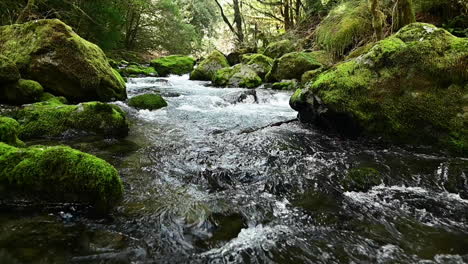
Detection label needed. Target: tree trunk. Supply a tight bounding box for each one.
[16,0,36,24]
[284,0,291,30]
[233,0,244,43]
[370,0,385,40]
[392,0,415,32]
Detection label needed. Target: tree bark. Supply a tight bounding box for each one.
[16,0,36,23]
[392,0,415,32]
[233,0,244,43]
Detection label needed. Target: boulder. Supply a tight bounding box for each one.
[190,51,229,81]
[0,79,44,105]
[0,143,123,212]
[0,55,20,84]
[0,19,127,102]
[213,64,262,88]
[13,99,129,139]
[119,65,158,77]
[291,23,468,153]
[0,117,24,147]
[271,80,298,91]
[226,46,257,65]
[221,90,258,104]
[128,94,168,110]
[263,40,297,58]
[267,52,325,82]
[241,54,274,80]
[150,55,195,76]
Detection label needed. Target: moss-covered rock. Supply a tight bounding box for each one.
[271,80,298,91]
[128,94,168,110]
[263,40,298,58]
[292,23,468,154]
[213,64,262,88]
[241,54,274,80]
[0,79,44,105]
[13,100,129,139]
[150,55,195,76]
[0,55,20,84]
[301,68,326,84]
[0,19,127,102]
[267,52,324,82]
[0,143,123,211]
[119,65,158,77]
[190,51,229,81]
[0,117,24,147]
[342,167,383,192]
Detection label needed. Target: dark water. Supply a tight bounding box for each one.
[1,75,467,264]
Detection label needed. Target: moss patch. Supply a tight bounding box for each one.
[0,79,44,105]
[241,54,274,80]
[119,65,158,77]
[128,94,168,110]
[0,55,20,83]
[13,100,129,140]
[190,51,230,81]
[272,80,298,91]
[150,55,195,76]
[263,40,298,58]
[0,143,123,212]
[0,117,24,147]
[267,52,324,82]
[213,64,262,88]
[342,167,383,192]
[0,19,127,102]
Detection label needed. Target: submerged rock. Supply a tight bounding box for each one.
[213,64,262,88]
[119,65,158,77]
[0,143,123,211]
[150,55,195,76]
[241,54,274,80]
[190,51,229,81]
[341,167,383,192]
[267,52,325,82]
[128,94,168,110]
[263,40,298,58]
[13,99,129,139]
[0,117,24,147]
[221,90,258,104]
[0,19,127,102]
[291,23,468,153]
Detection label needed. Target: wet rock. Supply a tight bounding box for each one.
[342,167,383,192]
[291,23,468,153]
[213,64,262,88]
[0,19,127,102]
[190,51,229,81]
[150,55,195,76]
[128,94,168,110]
[221,90,258,104]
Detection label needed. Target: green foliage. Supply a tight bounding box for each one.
[315,0,373,57]
[150,55,196,76]
[128,94,168,110]
[0,117,24,147]
[13,100,129,139]
[0,142,123,212]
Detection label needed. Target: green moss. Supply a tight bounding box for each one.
[342,167,382,191]
[128,94,168,110]
[0,19,127,102]
[150,55,195,76]
[271,80,298,91]
[296,23,468,153]
[0,55,20,83]
[190,51,229,81]
[301,68,325,84]
[213,64,262,88]
[0,143,123,212]
[39,93,68,104]
[315,0,373,58]
[119,65,158,77]
[241,54,274,80]
[13,101,129,139]
[0,79,44,105]
[263,40,298,58]
[0,117,24,147]
[267,52,324,82]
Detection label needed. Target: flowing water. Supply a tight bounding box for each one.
[1,75,468,264]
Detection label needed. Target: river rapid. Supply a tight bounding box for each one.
[1,75,467,264]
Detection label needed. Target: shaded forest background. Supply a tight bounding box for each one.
[0,0,466,61]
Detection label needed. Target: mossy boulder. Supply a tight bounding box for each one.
[271,80,298,91]
[341,167,383,192]
[0,19,127,102]
[0,55,20,83]
[119,65,158,77]
[190,51,229,81]
[150,55,195,76]
[267,52,324,82]
[241,54,274,80]
[291,23,468,153]
[13,100,129,139]
[0,143,123,212]
[0,117,24,147]
[213,64,262,88]
[0,79,44,105]
[301,68,326,84]
[128,94,168,110]
[263,40,297,58]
